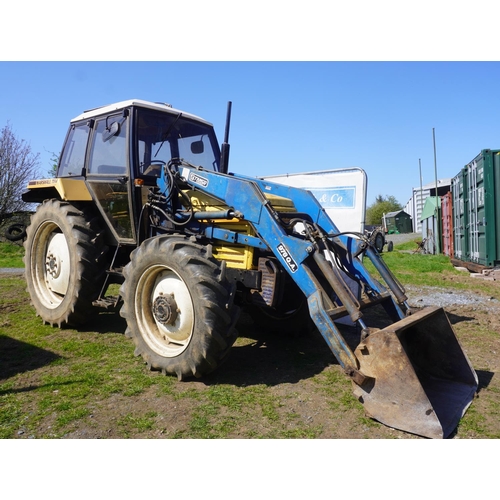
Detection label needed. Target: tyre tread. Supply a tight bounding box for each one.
[120,235,239,380]
[24,199,107,327]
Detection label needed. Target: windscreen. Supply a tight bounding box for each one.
[136,108,221,176]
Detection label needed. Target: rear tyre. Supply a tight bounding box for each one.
[248,301,313,336]
[248,280,314,336]
[24,199,107,327]
[120,236,239,380]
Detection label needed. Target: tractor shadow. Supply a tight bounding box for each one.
[207,304,494,390]
[79,311,127,335]
[205,318,360,387]
[84,310,355,387]
[0,336,62,382]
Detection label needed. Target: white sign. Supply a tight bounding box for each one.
[262,167,367,233]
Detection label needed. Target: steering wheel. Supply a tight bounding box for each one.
[143,160,166,177]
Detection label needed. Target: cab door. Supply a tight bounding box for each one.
[85,111,136,244]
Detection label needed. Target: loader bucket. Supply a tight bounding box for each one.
[352,306,478,439]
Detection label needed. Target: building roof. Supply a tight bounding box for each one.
[385,210,410,218]
[420,196,441,221]
[412,178,452,193]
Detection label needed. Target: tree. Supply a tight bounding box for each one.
[0,123,40,218]
[47,150,60,177]
[366,194,402,225]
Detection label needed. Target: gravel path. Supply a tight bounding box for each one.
[0,268,24,276]
[384,232,421,246]
[405,284,499,310]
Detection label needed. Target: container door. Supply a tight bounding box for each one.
[441,192,453,257]
[492,152,500,266]
[466,159,483,264]
[452,170,467,261]
[481,150,500,267]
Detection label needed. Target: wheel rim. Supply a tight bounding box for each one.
[31,221,71,309]
[135,265,194,357]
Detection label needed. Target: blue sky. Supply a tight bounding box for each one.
[2,61,500,206]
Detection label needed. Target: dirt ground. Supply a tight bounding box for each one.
[2,265,499,440]
[50,286,500,439]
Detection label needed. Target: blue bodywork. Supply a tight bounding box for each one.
[157,162,407,377]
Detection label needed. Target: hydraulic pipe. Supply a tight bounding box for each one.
[312,251,362,323]
[365,247,407,304]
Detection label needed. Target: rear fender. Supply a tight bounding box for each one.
[22,178,92,203]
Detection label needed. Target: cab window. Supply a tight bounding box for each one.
[58,123,89,177]
[88,116,128,176]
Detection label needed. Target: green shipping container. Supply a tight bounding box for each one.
[452,167,468,261]
[464,149,500,267]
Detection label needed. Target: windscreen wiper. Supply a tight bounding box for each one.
[154,112,182,158]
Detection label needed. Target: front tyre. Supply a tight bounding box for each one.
[24,199,107,327]
[120,236,239,380]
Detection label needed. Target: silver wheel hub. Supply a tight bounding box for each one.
[44,232,70,295]
[135,266,195,357]
[45,251,62,279]
[31,223,71,308]
[153,293,179,326]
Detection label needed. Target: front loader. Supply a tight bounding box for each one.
[22,99,478,438]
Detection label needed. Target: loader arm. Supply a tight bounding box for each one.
[170,162,478,438]
[175,164,405,377]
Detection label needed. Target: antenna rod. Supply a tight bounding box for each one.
[433,128,440,254]
[419,158,423,233]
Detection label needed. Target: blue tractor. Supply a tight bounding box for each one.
[22,100,477,438]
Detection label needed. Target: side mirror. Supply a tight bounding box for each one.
[191,140,204,154]
[102,122,120,142]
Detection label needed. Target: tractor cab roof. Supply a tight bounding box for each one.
[71,99,212,126]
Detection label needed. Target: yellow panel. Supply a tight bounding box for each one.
[180,190,252,268]
[182,189,297,270]
[184,190,227,212]
[26,178,92,201]
[184,190,297,214]
[213,244,252,269]
[264,193,296,212]
[212,222,255,269]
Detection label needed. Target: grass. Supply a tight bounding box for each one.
[0,275,316,439]
[1,239,499,439]
[0,240,24,268]
[365,238,500,300]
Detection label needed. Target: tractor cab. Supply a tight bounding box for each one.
[56,100,221,244]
